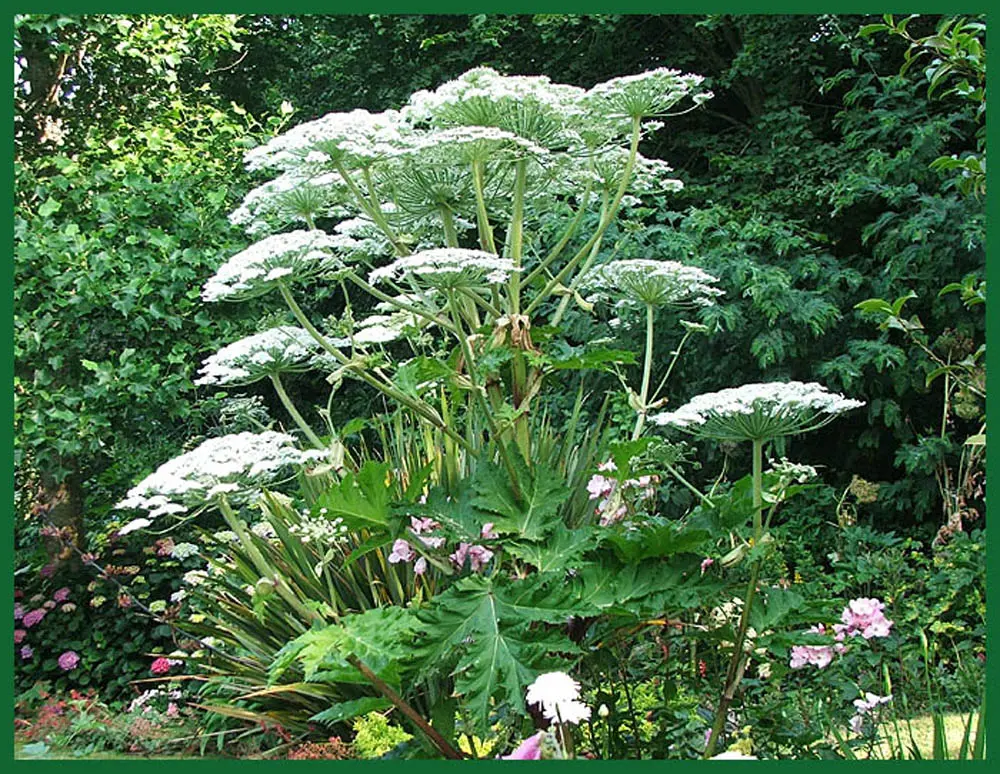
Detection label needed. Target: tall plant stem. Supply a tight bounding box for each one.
[278,282,475,454]
[704,438,765,758]
[521,179,594,289]
[344,653,465,759]
[270,373,325,450]
[550,195,610,328]
[630,303,656,441]
[524,116,643,317]
[335,162,409,256]
[649,329,694,406]
[439,205,459,248]
[507,159,528,315]
[344,273,457,333]
[447,291,523,503]
[471,159,497,254]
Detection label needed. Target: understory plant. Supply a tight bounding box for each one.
[110,66,875,758]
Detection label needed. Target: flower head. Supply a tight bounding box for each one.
[651,381,864,442]
[834,597,893,640]
[369,247,517,289]
[52,587,71,603]
[150,657,174,675]
[202,230,348,303]
[580,259,722,309]
[525,671,591,725]
[195,326,323,386]
[22,609,45,628]
[585,68,712,119]
[58,651,80,671]
[501,731,546,760]
[114,431,325,521]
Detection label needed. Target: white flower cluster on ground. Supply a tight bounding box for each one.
[580,258,724,309]
[650,381,865,441]
[368,247,518,288]
[202,229,349,302]
[114,431,326,527]
[195,326,321,386]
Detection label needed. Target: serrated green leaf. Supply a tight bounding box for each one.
[507,524,594,572]
[472,457,565,540]
[310,697,392,727]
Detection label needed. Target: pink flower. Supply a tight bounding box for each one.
[418,535,446,549]
[43,600,56,610]
[20,645,33,660]
[586,473,615,500]
[150,657,173,675]
[410,517,440,534]
[501,731,545,760]
[166,702,179,718]
[598,460,617,473]
[789,624,839,669]
[414,557,428,576]
[451,543,494,572]
[481,522,498,540]
[53,587,71,602]
[22,609,46,628]
[58,651,80,671]
[14,629,26,644]
[833,598,893,641]
[700,557,714,575]
[39,564,56,578]
[14,603,24,621]
[387,539,416,564]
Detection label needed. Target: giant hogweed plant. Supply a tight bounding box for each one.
[113,67,865,757]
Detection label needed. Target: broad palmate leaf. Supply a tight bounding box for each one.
[414,574,581,733]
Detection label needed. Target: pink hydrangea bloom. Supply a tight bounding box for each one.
[150,657,174,675]
[58,651,80,671]
[501,731,545,760]
[14,629,27,644]
[53,587,71,602]
[387,539,416,564]
[22,609,46,628]
[833,598,893,640]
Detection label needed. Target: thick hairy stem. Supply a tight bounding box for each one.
[345,654,465,759]
[270,373,325,450]
[439,205,459,248]
[524,117,643,317]
[507,159,528,315]
[447,291,524,503]
[630,303,656,441]
[335,162,409,256]
[278,282,475,454]
[704,439,765,758]
[471,159,497,254]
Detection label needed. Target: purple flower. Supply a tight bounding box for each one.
[53,587,71,602]
[39,563,56,578]
[58,651,80,671]
[501,731,545,760]
[14,603,24,621]
[20,645,34,660]
[22,609,46,628]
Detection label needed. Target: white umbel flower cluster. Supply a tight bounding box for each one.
[288,513,349,544]
[650,381,865,441]
[243,108,408,173]
[195,326,321,386]
[368,247,518,288]
[229,171,348,236]
[114,431,325,522]
[580,259,723,308]
[584,68,713,118]
[202,230,349,302]
[525,671,592,725]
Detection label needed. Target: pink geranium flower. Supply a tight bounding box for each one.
[833,598,893,640]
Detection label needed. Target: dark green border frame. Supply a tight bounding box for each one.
[6,3,993,770]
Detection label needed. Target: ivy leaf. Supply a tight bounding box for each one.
[472,456,565,539]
